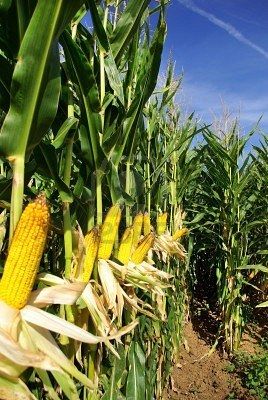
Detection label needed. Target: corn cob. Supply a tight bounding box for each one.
[172,227,189,241]
[82,227,100,282]
[156,212,168,235]
[131,233,155,264]
[143,212,151,236]
[0,195,50,309]
[131,212,143,250]
[98,204,121,260]
[117,227,134,264]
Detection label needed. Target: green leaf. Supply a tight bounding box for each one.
[102,344,126,400]
[142,9,166,104]
[36,369,61,400]
[34,143,73,202]
[0,0,82,160]
[126,342,145,400]
[61,31,103,168]
[52,370,80,400]
[106,162,123,203]
[104,53,125,105]
[61,31,101,113]
[86,1,109,52]
[256,301,268,308]
[110,0,150,62]
[237,265,268,273]
[87,1,124,104]
[53,116,78,149]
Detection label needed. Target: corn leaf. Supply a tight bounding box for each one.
[34,143,73,202]
[126,342,145,400]
[52,116,78,149]
[102,344,126,400]
[110,0,150,62]
[87,0,124,104]
[0,0,82,160]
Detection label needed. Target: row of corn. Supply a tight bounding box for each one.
[0,196,189,394]
[0,196,188,315]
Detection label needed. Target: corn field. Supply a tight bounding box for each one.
[0,1,267,399]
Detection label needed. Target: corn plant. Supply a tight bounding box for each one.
[188,126,266,352]
[248,135,268,308]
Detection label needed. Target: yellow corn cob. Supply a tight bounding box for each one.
[0,195,50,309]
[82,227,100,282]
[143,212,151,236]
[117,227,134,264]
[172,227,189,241]
[98,204,121,260]
[131,212,143,250]
[156,212,168,235]
[131,233,155,264]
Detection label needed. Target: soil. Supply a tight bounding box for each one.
[163,322,257,400]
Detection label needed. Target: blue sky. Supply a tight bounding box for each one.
[162,0,268,136]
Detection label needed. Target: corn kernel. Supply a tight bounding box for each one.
[117,227,134,264]
[131,233,155,264]
[98,204,121,260]
[82,228,100,282]
[0,195,50,309]
[156,212,168,235]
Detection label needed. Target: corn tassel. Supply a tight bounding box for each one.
[0,195,50,309]
[156,212,168,235]
[98,204,121,260]
[82,228,100,282]
[131,233,155,264]
[143,212,151,236]
[172,227,189,241]
[131,212,143,250]
[117,227,134,264]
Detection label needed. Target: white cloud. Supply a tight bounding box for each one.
[177,0,268,60]
[177,79,268,131]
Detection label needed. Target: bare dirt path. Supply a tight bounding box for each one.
[163,322,252,400]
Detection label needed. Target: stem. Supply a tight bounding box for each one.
[95,9,108,225]
[99,7,108,133]
[86,320,98,399]
[146,124,151,214]
[96,172,103,225]
[63,122,74,277]
[99,50,105,132]
[125,161,131,226]
[163,136,167,212]
[169,151,177,233]
[9,156,24,244]
[16,0,27,43]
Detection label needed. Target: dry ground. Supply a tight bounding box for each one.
[163,322,260,400]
